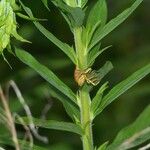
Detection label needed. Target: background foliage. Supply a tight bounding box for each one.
[0,0,150,149]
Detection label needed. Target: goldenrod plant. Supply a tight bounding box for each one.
[0,0,150,150]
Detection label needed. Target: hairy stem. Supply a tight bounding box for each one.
[79,86,93,150]
[74,27,94,150]
[74,27,87,69]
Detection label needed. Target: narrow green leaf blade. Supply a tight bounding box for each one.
[15,48,77,105]
[33,22,76,64]
[41,0,50,11]
[107,105,150,150]
[89,0,143,50]
[46,85,80,121]
[91,82,108,119]
[88,45,111,66]
[35,84,80,121]
[20,1,76,64]
[98,141,109,150]
[81,0,88,7]
[87,0,107,29]
[97,61,113,79]
[51,0,85,27]
[99,63,150,114]
[16,117,83,135]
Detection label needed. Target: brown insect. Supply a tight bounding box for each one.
[74,67,100,86]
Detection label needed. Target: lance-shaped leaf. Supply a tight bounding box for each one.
[15,48,77,105]
[88,45,111,66]
[86,0,107,31]
[82,0,88,7]
[51,0,85,27]
[35,84,80,121]
[19,1,77,64]
[107,105,150,150]
[16,117,83,135]
[83,0,107,49]
[97,61,113,79]
[40,0,50,11]
[98,63,150,115]
[97,141,109,150]
[91,82,108,119]
[89,0,143,50]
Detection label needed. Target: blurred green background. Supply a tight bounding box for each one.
[0,0,150,149]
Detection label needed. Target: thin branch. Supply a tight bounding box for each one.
[0,147,6,150]
[41,98,52,120]
[8,80,48,143]
[0,85,20,150]
[139,143,150,150]
[14,113,33,150]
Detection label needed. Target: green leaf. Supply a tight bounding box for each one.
[91,82,108,119]
[98,63,150,115]
[88,45,111,66]
[40,0,50,11]
[89,0,143,50]
[16,13,47,21]
[86,0,107,30]
[98,141,109,150]
[43,84,80,121]
[16,117,83,135]
[107,105,150,150]
[70,7,85,27]
[19,1,77,64]
[15,48,77,105]
[0,136,47,150]
[51,0,85,27]
[83,0,107,48]
[81,0,88,8]
[97,61,113,79]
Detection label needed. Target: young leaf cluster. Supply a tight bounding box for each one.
[0,0,28,55]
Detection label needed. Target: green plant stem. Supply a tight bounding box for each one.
[74,27,94,150]
[74,27,87,69]
[80,86,94,150]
